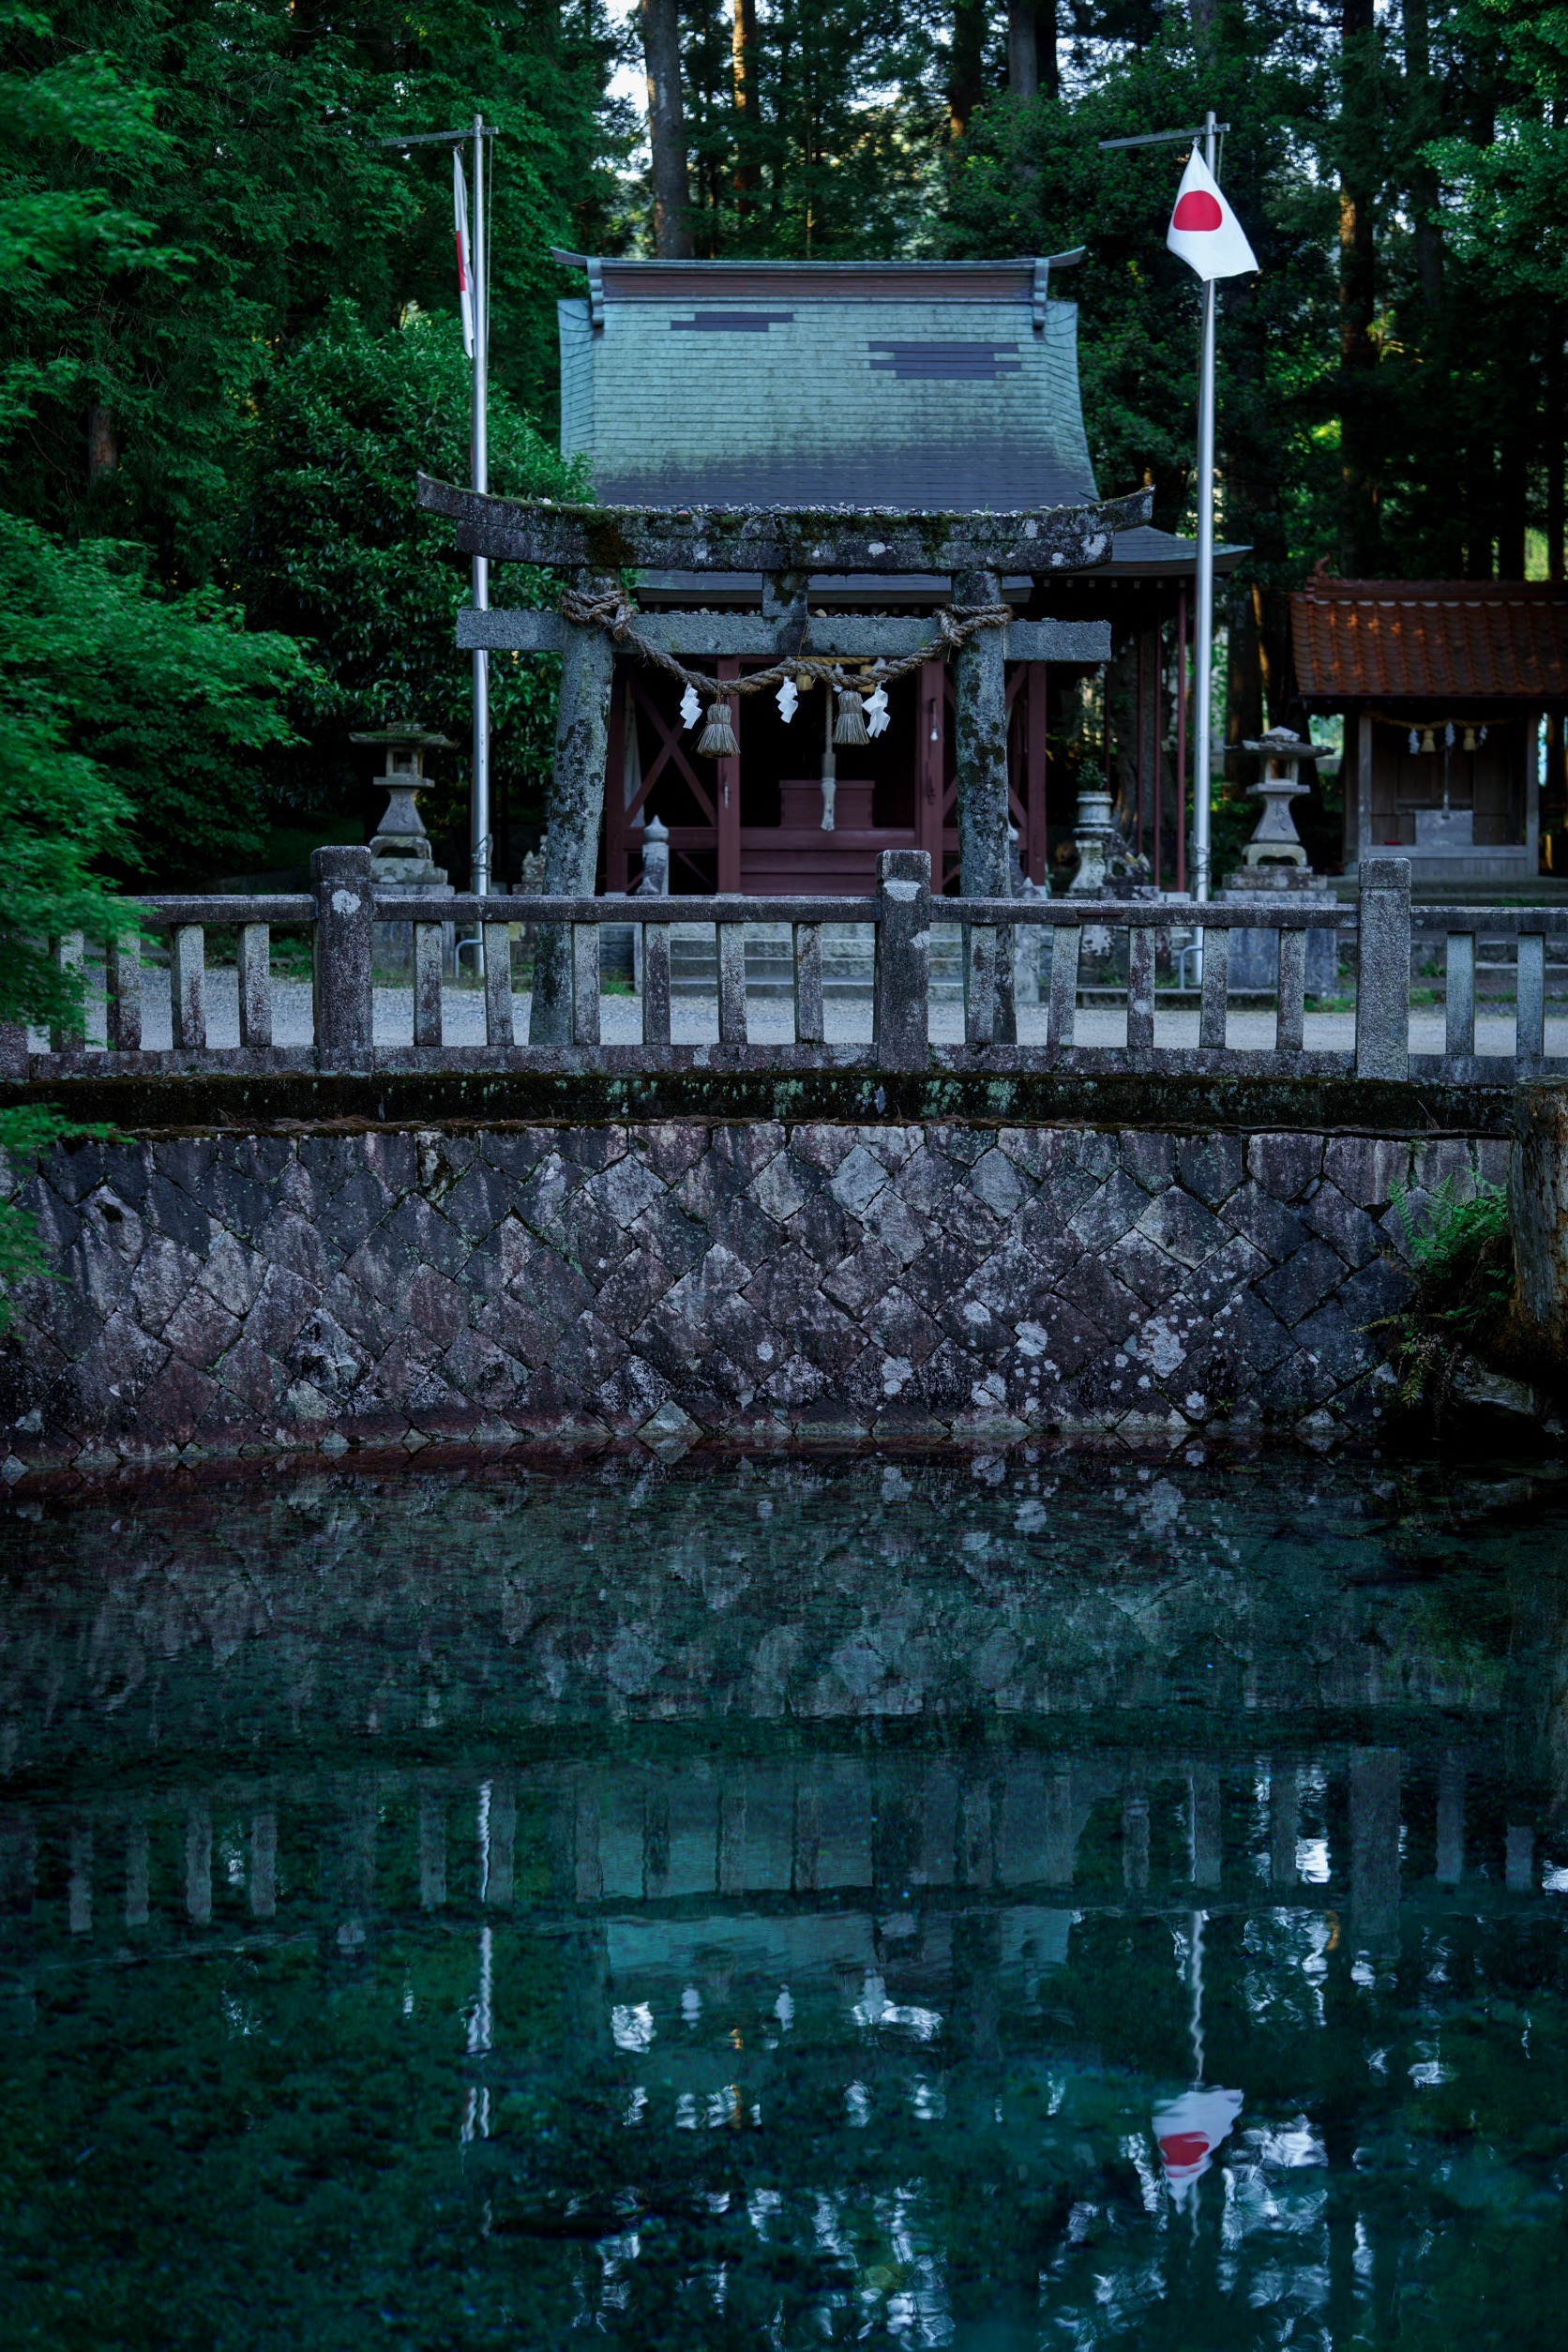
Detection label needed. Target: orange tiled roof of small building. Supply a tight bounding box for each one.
[1290,576,1568,703]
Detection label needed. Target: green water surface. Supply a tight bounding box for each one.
[1,1447,1566,2348]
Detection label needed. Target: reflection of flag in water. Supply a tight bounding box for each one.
[1153,2086,1244,2199]
[454,153,475,358]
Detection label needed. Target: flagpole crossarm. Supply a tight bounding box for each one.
[375,126,498,147]
[1097,124,1228,151]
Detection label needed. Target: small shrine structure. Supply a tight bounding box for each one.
[416,478,1152,1034]
[434,255,1240,899]
[1290,574,1568,893]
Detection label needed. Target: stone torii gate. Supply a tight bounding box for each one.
[416,475,1150,1040]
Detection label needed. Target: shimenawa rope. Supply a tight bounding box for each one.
[556,587,1014,757]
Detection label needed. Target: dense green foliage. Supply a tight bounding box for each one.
[652,0,1568,799]
[668,1,1568,596]
[236,302,585,853]
[5,0,621,562]
[675,0,948,255]
[0,0,623,889]
[0,517,309,885]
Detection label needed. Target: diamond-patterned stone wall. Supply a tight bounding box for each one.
[0,1121,1508,1468]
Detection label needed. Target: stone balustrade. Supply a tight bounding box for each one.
[12,847,1568,1085]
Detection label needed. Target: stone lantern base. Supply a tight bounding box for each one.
[1219,862,1340,996]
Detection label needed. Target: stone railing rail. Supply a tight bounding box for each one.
[11,846,1567,1084]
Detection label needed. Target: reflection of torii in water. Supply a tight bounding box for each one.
[1152,1906,1244,2206]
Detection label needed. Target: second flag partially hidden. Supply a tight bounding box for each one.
[1167,146,1259,281]
[454,153,475,358]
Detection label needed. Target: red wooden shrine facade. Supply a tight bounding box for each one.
[604,656,1053,898]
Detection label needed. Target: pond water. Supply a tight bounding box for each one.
[2,1447,1566,2348]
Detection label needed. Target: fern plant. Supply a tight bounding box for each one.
[1381,1177,1515,1413]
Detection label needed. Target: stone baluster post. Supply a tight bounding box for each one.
[311,845,374,1069]
[874,849,931,1070]
[50,931,84,1054]
[532,573,616,1045]
[107,929,142,1054]
[953,568,1016,1043]
[419,1794,448,1909]
[185,1799,212,1925]
[1354,856,1410,1080]
[125,1814,149,1928]
[249,1808,277,1920]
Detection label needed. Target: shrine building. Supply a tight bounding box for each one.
[550,253,1237,899]
[1290,573,1568,897]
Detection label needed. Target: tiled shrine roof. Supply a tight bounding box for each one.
[1292,576,1568,704]
[553,256,1101,513]
[550,255,1240,585]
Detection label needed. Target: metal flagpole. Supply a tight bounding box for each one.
[1100,113,1230,910]
[375,117,498,908]
[470,113,491,903]
[1192,109,1218,903]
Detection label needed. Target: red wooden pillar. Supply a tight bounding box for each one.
[1025,662,1048,885]
[917,656,946,879]
[1134,630,1145,866]
[604,663,628,892]
[716,656,742,891]
[1152,617,1163,891]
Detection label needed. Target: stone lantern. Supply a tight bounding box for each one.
[1239,729,1328,868]
[1220,728,1338,995]
[351,728,457,975]
[351,729,455,884]
[1066,779,1123,897]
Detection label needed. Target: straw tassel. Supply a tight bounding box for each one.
[697,698,738,759]
[834,686,868,746]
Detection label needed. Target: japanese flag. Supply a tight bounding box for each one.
[1152,2086,1244,2202]
[454,153,475,358]
[1167,147,1258,281]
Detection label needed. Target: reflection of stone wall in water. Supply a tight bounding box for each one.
[8,1740,1559,2344]
[0,1455,1530,1768]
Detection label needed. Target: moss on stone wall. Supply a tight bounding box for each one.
[0,1067,1517,1142]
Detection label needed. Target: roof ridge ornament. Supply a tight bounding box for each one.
[548,246,603,327]
[1033,247,1086,332]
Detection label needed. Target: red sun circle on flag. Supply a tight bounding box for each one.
[1172,189,1225,232]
